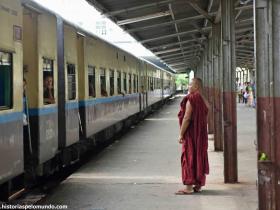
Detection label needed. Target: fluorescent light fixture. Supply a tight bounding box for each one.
[117,11,171,26]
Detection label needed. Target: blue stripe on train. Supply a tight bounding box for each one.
[0,94,139,122]
[79,93,139,107]
[0,112,22,124]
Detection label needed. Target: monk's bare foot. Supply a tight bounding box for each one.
[175,189,193,195]
[175,185,193,195]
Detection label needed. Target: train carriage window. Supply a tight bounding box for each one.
[136,75,139,92]
[123,72,127,93]
[88,66,95,98]
[43,58,55,105]
[128,74,132,94]
[67,63,76,100]
[100,68,107,97]
[117,71,121,94]
[150,77,153,91]
[109,69,114,96]
[0,52,13,110]
[133,74,136,93]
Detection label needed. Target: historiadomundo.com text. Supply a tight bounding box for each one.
[1,203,68,209]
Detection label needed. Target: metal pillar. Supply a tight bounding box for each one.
[57,17,66,148]
[213,23,223,151]
[255,0,280,209]
[208,37,215,135]
[221,0,238,183]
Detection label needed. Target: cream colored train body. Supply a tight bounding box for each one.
[0,0,176,199]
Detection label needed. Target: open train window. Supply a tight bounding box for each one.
[150,77,153,91]
[43,58,55,105]
[117,71,121,94]
[100,68,107,97]
[0,52,13,110]
[136,75,139,92]
[109,69,114,96]
[67,63,76,100]
[88,65,95,98]
[133,74,136,93]
[128,74,132,94]
[123,72,127,93]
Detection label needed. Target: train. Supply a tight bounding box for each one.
[0,0,176,200]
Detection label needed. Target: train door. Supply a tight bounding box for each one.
[64,25,79,147]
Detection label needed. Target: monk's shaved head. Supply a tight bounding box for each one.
[192,78,203,91]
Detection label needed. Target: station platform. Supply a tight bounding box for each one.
[41,96,258,210]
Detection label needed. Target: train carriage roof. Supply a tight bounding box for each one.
[22,0,176,74]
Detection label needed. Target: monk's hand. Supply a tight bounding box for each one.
[178,134,184,144]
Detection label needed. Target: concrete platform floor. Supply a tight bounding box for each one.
[41,96,258,210]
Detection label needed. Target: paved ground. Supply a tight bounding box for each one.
[41,96,258,210]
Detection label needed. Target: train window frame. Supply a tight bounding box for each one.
[117,71,121,94]
[136,75,139,93]
[133,74,136,93]
[100,67,107,97]
[123,72,127,93]
[43,58,55,105]
[109,69,114,96]
[0,51,13,110]
[88,65,96,98]
[128,73,132,94]
[67,63,76,101]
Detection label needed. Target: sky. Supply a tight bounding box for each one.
[32,0,155,57]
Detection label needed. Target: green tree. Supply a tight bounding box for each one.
[175,74,189,90]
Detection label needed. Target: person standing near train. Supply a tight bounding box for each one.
[176,78,210,194]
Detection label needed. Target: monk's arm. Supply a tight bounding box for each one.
[179,101,192,142]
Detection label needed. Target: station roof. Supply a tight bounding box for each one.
[86,0,254,73]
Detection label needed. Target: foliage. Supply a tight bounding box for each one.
[175,74,189,90]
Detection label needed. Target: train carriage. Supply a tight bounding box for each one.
[0,0,176,200]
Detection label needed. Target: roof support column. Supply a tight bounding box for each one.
[208,37,214,135]
[255,0,280,209]
[221,0,238,183]
[213,22,223,151]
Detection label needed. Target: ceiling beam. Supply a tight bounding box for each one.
[117,11,171,25]
[159,51,196,59]
[163,54,196,61]
[204,0,214,27]
[187,1,214,23]
[168,62,189,66]
[149,37,206,50]
[154,44,201,54]
[102,0,183,16]
[126,13,215,33]
[168,3,187,60]
[165,56,194,61]
[154,48,181,55]
[235,4,253,11]
[236,48,254,54]
[141,27,211,44]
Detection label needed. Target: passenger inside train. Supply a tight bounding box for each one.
[43,75,55,104]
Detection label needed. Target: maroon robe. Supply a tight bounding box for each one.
[178,92,209,186]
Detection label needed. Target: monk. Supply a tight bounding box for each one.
[176,78,210,195]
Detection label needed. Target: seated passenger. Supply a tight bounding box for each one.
[43,75,55,104]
